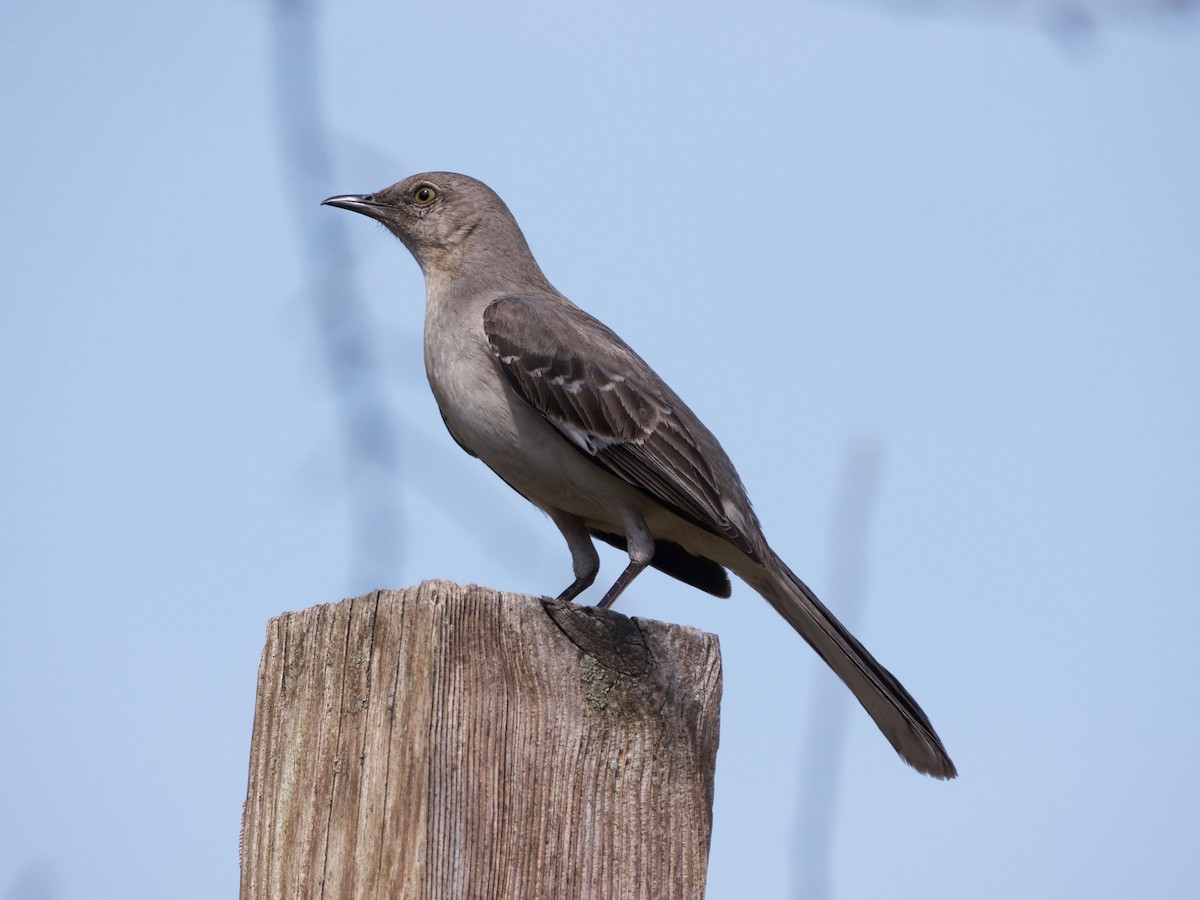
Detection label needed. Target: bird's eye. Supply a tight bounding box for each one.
[413,186,437,205]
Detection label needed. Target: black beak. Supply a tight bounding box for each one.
[321,194,389,221]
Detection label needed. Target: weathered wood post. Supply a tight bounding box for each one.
[240,580,722,899]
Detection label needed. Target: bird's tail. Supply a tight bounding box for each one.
[742,553,957,779]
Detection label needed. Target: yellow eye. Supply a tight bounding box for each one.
[413,186,437,205]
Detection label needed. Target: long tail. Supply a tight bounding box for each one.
[742,552,957,779]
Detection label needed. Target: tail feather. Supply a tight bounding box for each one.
[745,553,957,779]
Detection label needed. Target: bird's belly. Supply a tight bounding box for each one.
[424,333,747,565]
[431,363,638,528]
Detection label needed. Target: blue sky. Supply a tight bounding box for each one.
[2,2,1197,898]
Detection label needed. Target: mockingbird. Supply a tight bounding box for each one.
[323,172,956,779]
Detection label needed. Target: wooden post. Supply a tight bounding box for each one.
[240,580,722,899]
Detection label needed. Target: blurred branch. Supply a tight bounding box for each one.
[792,436,885,900]
[838,0,1197,43]
[2,862,60,900]
[269,0,402,587]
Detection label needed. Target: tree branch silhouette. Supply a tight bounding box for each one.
[269,0,403,588]
[792,436,885,900]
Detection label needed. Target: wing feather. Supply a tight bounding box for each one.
[483,294,761,560]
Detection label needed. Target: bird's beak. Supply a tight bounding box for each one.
[321,194,389,221]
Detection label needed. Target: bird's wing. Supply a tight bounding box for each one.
[483,294,761,561]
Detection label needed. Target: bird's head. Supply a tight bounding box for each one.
[323,172,537,285]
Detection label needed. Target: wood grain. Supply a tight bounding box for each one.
[240,581,722,900]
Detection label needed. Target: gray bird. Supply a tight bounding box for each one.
[323,172,956,779]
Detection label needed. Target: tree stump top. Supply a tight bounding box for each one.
[241,581,722,900]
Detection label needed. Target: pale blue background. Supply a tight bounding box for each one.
[2,2,1197,898]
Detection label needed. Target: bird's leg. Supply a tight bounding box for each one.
[597,510,654,610]
[597,559,649,609]
[548,509,599,603]
[557,573,596,603]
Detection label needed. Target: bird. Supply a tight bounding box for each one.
[323,172,956,779]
